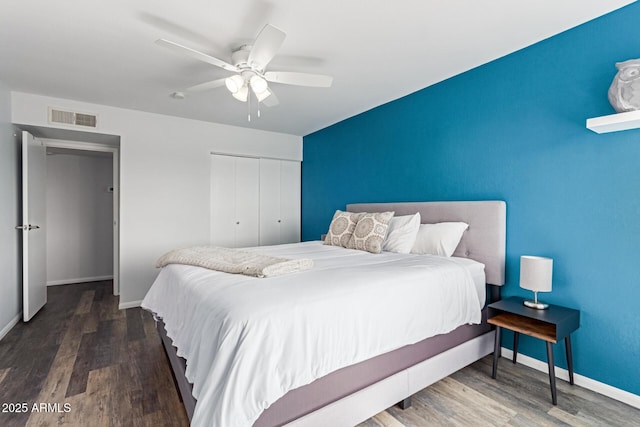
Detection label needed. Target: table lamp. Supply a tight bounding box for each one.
[520,255,553,309]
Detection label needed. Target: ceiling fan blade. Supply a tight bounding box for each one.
[186,78,227,92]
[156,39,238,72]
[264,71,333,88]
[261,89,279,107]
[247,24,286,70]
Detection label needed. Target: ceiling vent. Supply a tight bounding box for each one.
[48,107,98,128]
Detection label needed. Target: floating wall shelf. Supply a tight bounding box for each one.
[586,110,640,134]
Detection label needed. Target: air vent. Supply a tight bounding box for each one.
[48,108,98,128]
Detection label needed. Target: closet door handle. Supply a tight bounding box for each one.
[236,221,240,225]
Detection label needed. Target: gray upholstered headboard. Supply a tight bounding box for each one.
[346,201,506,286]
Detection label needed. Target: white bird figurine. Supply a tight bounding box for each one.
[608,58,640,113]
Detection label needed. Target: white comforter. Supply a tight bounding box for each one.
[141,241,483,427]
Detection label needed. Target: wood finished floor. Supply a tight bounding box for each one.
[0,281,188,427]
[0,282,638,426]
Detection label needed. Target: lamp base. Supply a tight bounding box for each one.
[524,300,549,310]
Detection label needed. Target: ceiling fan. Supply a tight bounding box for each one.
[156,24,333,109]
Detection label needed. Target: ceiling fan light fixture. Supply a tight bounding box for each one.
[232,84,249,102]
[255,88,272,102]
[157,24,332,114]
[225,75,244,94]
[249,75,268,94]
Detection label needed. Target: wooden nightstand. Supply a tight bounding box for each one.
[488,296,580,405]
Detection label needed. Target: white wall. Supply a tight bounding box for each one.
[11,92,303,307]
[0,82,20,338]
[46,152,113,284]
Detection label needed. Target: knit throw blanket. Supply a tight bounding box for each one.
[156,246,313,278]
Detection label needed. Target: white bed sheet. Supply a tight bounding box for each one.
[142,241,484,427]
[447,256,486,307]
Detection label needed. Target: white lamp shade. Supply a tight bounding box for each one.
[255,87,272,102]
[249,75,268,94]
[225,75,244,94]
[232,85,249,102]
[519,256,553,292]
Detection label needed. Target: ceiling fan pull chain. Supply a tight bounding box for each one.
[248,88,251,122]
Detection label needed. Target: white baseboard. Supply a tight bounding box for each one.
[119,300,142,310]
[47,275,114,286]
[0,312,22,341]
[500,347,640,409]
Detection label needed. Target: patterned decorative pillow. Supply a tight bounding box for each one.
[347,211,395,254]
[324,210,363,247]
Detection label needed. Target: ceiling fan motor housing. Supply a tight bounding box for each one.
[232,45,256,71]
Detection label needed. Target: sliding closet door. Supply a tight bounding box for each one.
[234,157,260,247]
[210,154,259,248]
[259,159,281,246]
[212,154,299,248]
[279,160,301,244]
[210,155,236,247]
[259,159,300,245]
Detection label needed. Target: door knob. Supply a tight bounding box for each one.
[15,224,40,230]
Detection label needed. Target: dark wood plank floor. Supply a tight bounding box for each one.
[0,281,188,427]
[1,281,639,426]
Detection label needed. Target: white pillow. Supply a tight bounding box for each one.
[411,222,469,257]
[383,213,421,254]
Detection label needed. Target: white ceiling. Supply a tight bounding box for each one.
[0,0,635,136]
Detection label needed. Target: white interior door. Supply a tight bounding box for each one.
[20,131,47,321]
[259,158,281,246]
[210,154,237,247]
[279,160,301,243]
[234,157,260,247]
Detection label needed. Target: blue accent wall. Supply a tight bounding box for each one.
[302,4,640,396]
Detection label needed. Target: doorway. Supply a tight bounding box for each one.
[45,141,116,291]
[17,126,120,304]
[43,138,120,295]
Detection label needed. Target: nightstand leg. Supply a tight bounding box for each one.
[513,332,519,364]
[565,336,574,385]
[546,342,557,405]
[492,326,501,379]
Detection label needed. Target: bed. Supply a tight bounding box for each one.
[142,200,506,426]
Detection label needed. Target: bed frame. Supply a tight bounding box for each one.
[157,200,506,426]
